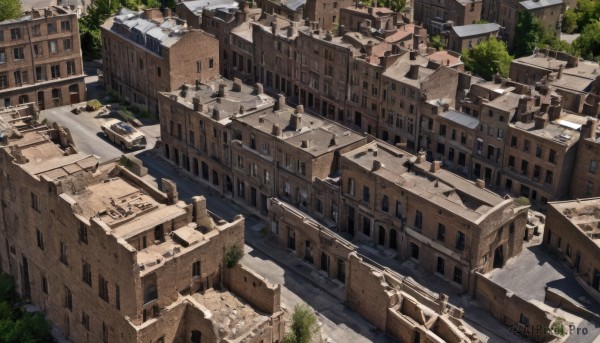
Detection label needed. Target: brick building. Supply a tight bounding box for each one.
[230,102,366,216]
[304,0,354,31]
[339,5,399,32]
[413,0,482,34]
[0,7,85,110]
[447,22,501,52]
[255,0,305,21]
[158,78,275,196]
[338,141,529,291]
[570,119,600,199]
[543,199,600,296]
[0,105,284,343]
[481,0,564,49]
[101,8,220,115]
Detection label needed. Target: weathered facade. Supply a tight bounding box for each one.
[447,23,501,53]
[101,8,220,114]
[413,0,482,34]
[0,105,284,343]
[0,7,85,110]
[570,119,600,199]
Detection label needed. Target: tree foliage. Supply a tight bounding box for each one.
[283,304,319,343]
[513,11,573,57]
[462,37,512,80]
[0,0,22,22]
[574,0,600,29]
[561,9,578,34]
[573,20,600,61]
[361,0,407,12]
[429,35,444,51]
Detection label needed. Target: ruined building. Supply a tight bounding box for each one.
[0,104,284,342]
[0,7,86,110]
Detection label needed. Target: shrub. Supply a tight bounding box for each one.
[515,196,531,206]
[225,244,244,268]
[86,99,103,111]
[283,304,319,343]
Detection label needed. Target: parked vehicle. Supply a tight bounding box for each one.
[101,119,146,150]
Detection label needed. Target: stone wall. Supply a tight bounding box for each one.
[225,264,281,314]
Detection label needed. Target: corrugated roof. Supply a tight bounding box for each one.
[452,23,501,37]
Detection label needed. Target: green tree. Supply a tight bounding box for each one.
[0,0,22,22]
[462,37,513,80]
[361,0,407,11]
[224,244,244,268]
[429,35,444,51]
[562,8,578,34]
[283,304,319,343]
[513,11,543,57]
[573,20,600,61]
[575,0,600,29]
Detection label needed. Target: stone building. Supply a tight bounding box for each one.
[510,49,600,116]
[304,0,354,31]
[101,8,220,115]
[481,0,564,49]
[339,141,529,291]
[413,0,482,34]
[570,119,600,199]
[0,105,284,343]
[447,22,501,53]
[543,199,600,296]
[255,0,305,21]
[339,5,400,32]
[158,78,275,196]
[230,102,366,217]
[0,7,85,110]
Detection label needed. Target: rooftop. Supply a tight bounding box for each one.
[159,78,275,123]
[180,0,239,14]
[0,6,75,25]
[452,23,501,37]
[343,142,504,221]
[510,113,584,146]
[342,5,395,17]
[439,110,480,129]
[235,106,365,157]
[424,50,463,68]
[549,198,600,247]
[520,0,564,10]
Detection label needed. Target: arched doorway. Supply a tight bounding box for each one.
[68,84,79,104]
[37,91,45,110]
[493,245,504,268]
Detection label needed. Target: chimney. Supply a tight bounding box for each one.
[368,7,374,14]
[372,148,378,156]
[372,160,382,171]
[239,105,245,114]
[275,94,285,110]
[255,83,264,95]
[195,79,201,90]
[338,24,346,35]
[193,96,202,111]
[232,78,242,91]
[287,22,297,37]
[218,83,227,97]
[300,139,311,148]
[290,108,303,130]
[517,96,531,115]
[581,118,599,140]
[548,95,562,120]
[534,114,548,130]
[365,40,374,55]
[415,149,426,163]
[409,50,418,60]
[557,64,564,79]
[329,135,337,147]
[272,123,281,136]
[325,31,333,41]
[271,20,279,34]
[430,161,441,173]
[475,179,485,188]
[408,64,419,79]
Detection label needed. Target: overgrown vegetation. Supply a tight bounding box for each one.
[283,304,319,343]
[462,37,513,80]
[361,0,407,12]
[225,244,244,268]
[0,273,54,343]
[513,11,571,57]
[429,35,445,51]
[514,196,531,207]
[0,0,22,22]
[86,99,103,111]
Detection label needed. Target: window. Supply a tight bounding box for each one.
[263,169,270,183]
[64,286,73,310]
[497,128,504,138]
[36,229,44,250]
[32,25,41,36]
[437,257,445,275]
[102,322,109,343]
[60,242,68,265]
[381,195,389,212]
[13,47,24,60]
[10,28,21,40]
[415,210,423,229]
[209,58,214,68]
[586,181,594,195]
[524,140,530,152]
[395,201,402,219]
[363,186,370,203]
[50,64,60,79]
[348,178,355,195]
[47,23,56,34]
[52,88,61,100]
[284,181,291,198]
[437,224,445,241]
[250,163,257,177]
[61,20,71,31]
[590,161,597,174]
[566,244,572,257]
[49,40,58,54]
[0,49,5,63]
[63,38,72,51]
[42,275,48,294]
[451,129,456,140]
[115,285,120,310]
[31,192,40,211]
[453,267,462,284]
[521,160,529,175]
[36,66,45,81]
[298,161,306,175]
[461,132,467,144]
[59,61,71,77]
[237,155,244,168]
[511,136,517,147]
[81,311,90,330]
[545,170,553,184]
[139,58,143,70]
[535,145,542,158]
[455,231,465,251]
[196,61,201,72]
[82,262,92,286]
[99,275,109,302]
[549,149,556,163]
[0,73,7,89]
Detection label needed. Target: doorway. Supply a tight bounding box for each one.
[493,245,504,268]
[69,84,79,104]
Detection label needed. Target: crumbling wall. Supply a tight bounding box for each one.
[224,264,281,314]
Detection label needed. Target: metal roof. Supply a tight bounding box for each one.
[452,23,501,37]
[520,0,563,10]
[439,110,480,129]
[284,0,306,11]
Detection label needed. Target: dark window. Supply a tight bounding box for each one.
[36,229,44,250]
[453,267,462,284]
[82,262,92,286]
[13,47,24,60]
[415,210,423,229]
[79,222,88,244]
[456,231,465,251]
[42,275,48,294]
[192,261,201,277]
[381,195,389,212]
[549,149,556,163]
[115,285,120,310]
[81,311,90,330]
[60,242,68,265]
[99,275,109,302]
[437,257,445,274]
[363,186,370,203]
[64,286,72,310]
[437,224,445,241]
